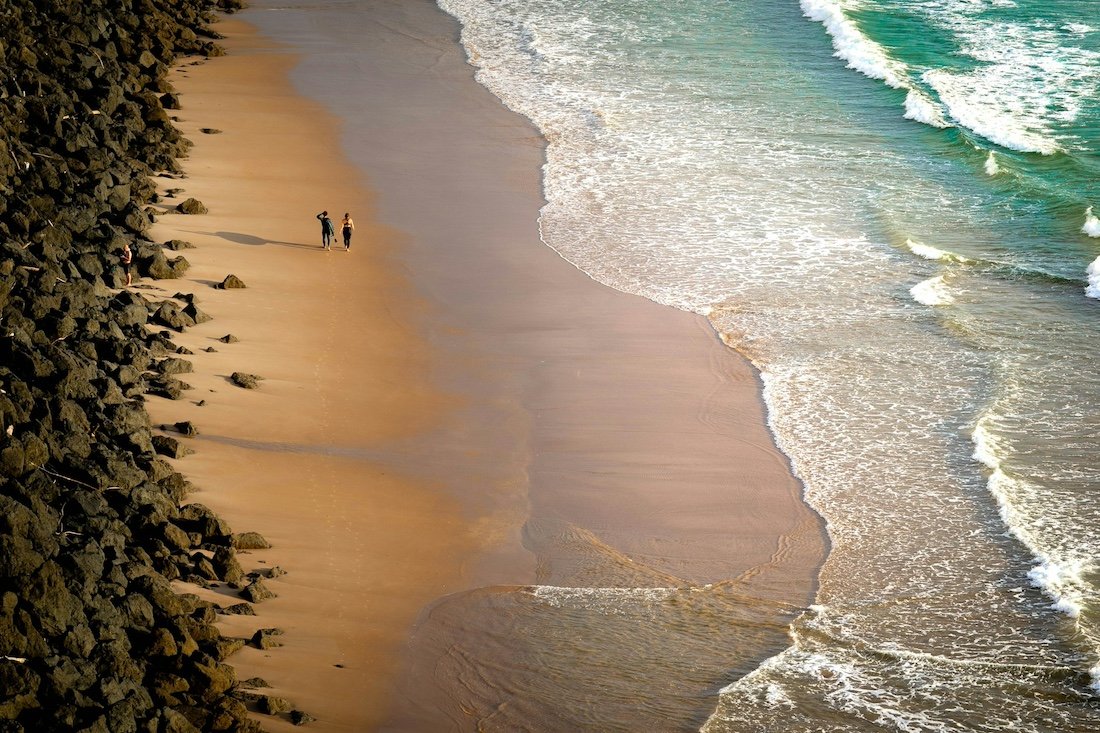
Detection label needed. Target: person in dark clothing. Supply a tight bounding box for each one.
[341,212,354,251]
[317,210,336,249]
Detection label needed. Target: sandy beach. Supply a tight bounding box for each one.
[145,2,827,730]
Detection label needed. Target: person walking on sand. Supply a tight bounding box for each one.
[120,242,133,286]
[317,210,336,250]
[341,213,354,251]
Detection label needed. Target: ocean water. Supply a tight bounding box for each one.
[436,0,1100,729]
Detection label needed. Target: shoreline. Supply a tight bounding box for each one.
[144,1,827,730]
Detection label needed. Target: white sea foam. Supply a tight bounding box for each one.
[924,69,1060,155]
[905,239,971,264]
[531,585,679,614]
[1083,207,1100,238]
[906,239,945,260]
[799,0,908,89]
[440,0,1100,719]
[902,89,948,128]
[1085,255,1100,299]
[974,414,1094,658]
[983,151,1000,176]
[1027,557,1087,618]
[914,6,1100,154]
[971,417,1004,470]
[798,0,964,137]
[762,683,794,709]
[910,276,953,306]
[984,470,1090,623]
[1064,23,1095,36]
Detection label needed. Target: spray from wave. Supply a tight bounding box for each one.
[905,238,972,264]
[910,275,953,305]
[984,151,1000,176]
[1083,207,1100,238]
[1085,256,1100,300]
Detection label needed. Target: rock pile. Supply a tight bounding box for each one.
[0,0,280,731]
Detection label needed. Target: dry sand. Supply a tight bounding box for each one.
[145,19,477,732]
[141,3,827,731]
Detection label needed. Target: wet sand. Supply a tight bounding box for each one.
[147,2,826,730]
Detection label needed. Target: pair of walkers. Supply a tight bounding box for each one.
[317,211,354,250]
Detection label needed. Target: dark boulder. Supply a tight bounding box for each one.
[152,435,192,459]
[216,274,246,289]
[229,372,261,389]
[232,531,271,550]
[150,301,195,331]
[239,577,275,604]
[175,198,207,215]
[260,696,292,715]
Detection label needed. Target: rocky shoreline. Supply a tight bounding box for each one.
[0,1,289,730]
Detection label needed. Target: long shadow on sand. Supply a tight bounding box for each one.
[205,231,316,249]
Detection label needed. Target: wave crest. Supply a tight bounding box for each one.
[799,0,908,89]
[1085,255,1100,300]
[1083,207,1100,238]
[910,276,954,306]
[984,151,1000,176]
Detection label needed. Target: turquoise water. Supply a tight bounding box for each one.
[438,0,1100,729]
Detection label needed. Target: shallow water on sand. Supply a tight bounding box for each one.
[436,0,1100,729]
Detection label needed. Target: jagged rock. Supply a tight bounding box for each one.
[216,274,246,289]
[162,522,193,553]
[213,637,245,661]
[249,628,284,650]
[232,531,271,550]
[190,553,218,581]
[216,603,255,616]
[239,578,275,604]
[291,710,317,726]
[182,302,211,324]
[230,372,261,389]
[193,659,236,702]
[173,421,198,437]
[178,503,233,542]
[0,1,266,729]
[147,375,191,400]
[164,239,196,250]
[156,357,193,375]
[161,707,201,733]
[138,245,191,280]
[218,334,239,344]
[211,547,244,586]
[200,128,223,134]
[152,435,192,459]
[151,301,195,331]
[160,93,182,110]
[175,198,207,215]
[239,677,269,689]
[260,696,292,715]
